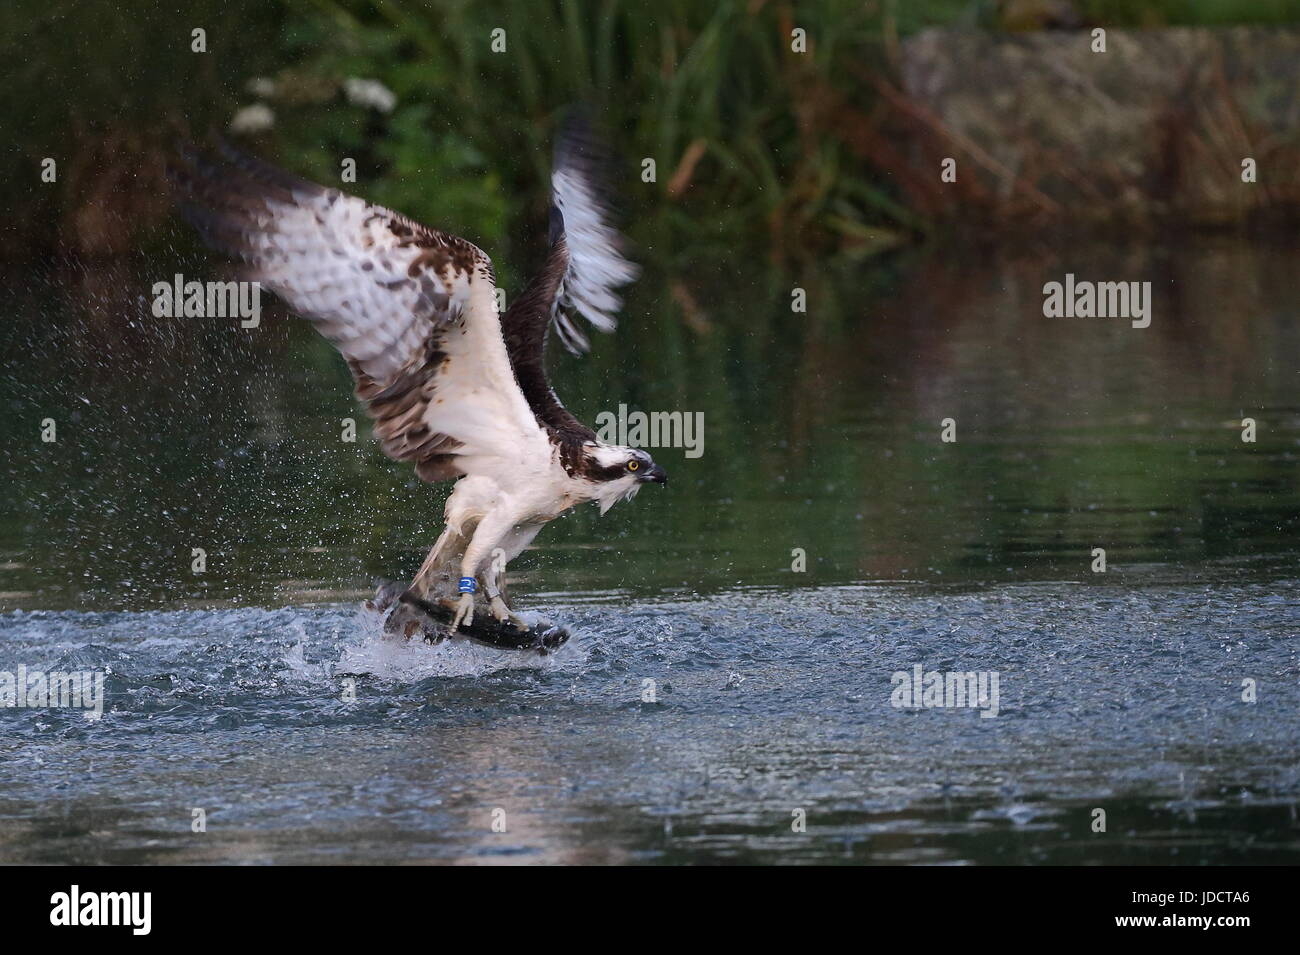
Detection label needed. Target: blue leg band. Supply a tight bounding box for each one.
[458,577,477,594]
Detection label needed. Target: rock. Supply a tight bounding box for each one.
[897,27,1300,227]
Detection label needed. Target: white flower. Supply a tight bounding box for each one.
[229,104,275,134]
[343,77,397,114]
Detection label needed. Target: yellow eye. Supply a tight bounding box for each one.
[627,460,639,472]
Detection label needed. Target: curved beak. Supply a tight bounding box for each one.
[643,463,668,485]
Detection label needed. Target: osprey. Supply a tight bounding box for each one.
[172,116,665,641]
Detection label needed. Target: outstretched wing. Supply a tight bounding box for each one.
[171,142,547,482]
[546,113,640,355]
[500,112,639,459]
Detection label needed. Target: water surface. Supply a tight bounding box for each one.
[1,237,1297,863]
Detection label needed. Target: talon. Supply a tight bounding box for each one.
[489,596,528,630]
[451,592,474,630]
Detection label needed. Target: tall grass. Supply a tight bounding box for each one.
[3,0,1300,265]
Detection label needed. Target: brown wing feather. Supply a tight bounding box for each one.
[170,142,506,482]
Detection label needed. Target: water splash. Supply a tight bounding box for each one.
[334,603,588,682]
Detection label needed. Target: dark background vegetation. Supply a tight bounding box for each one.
[6,0,1300,271]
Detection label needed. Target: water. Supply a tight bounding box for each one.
[1,236,1298,863]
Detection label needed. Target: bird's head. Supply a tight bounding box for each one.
[584,443,667,515]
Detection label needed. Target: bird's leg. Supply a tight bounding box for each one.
[451,509,514,631]
[484,559,528,630]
